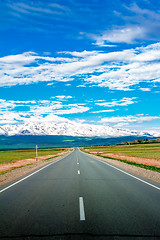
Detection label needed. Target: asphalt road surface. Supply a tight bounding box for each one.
[0,148,160,240]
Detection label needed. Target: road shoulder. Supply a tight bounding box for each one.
[0,151,71,186]
[81,150,160,184]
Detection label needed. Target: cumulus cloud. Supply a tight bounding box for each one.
[29,102,89,116]
[23,114,70,124]
[93,26,146,45]
[0,99,90,125]
[91,3,160,45]
[95,97,137,107]
[0,42,160,90]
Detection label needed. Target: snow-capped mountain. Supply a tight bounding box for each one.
[0,120,159,138]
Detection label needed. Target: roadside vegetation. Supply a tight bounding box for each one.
[0,148,68,164]
[116,138,160,145]
[81,141,160,173]
[82,143,160,159]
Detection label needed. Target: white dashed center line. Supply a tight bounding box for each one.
[79,197,85,221]
[78,170,80,174]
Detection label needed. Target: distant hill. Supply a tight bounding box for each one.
[0,135,156,150]
[116,138,160,145]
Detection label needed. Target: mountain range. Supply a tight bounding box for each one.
[0,120,159,138]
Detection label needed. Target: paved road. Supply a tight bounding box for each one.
[0,148,160,239]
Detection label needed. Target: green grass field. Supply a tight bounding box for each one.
[0,148,68,164]
[82,143,160,159]
[82,143,160,172]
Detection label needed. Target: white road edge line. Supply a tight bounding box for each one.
[95,157,160,191]
[0,152,72,194]
[80,150,160,192]
[78,170,80,174]
[79,197,85,220]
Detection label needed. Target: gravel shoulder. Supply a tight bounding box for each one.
[83,151,160,184]
[0,151,71,186]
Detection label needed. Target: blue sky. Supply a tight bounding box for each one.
[0,0,160,133]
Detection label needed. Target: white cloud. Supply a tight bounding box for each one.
[74,119,86,123]
[91,3,160,45]
[24,114,70,124]
[0,99,37,111]
[54,95,72,100]
[54,106,89,115]
[139,88,150,91]
[93,26,145,45]
[61,50,101,58]
[95,97,137,107]
[92,110,115,113]
[77,84,86,87]
[8,2,70,16]
[0,99,90,125]
[92,43,117,47]
[99,115,160,125]
[0,111,25,124]
[29,102,89,116]
[0,42,160,90]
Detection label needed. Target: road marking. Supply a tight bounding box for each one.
[76,153,79,163]
[95,157,160,192]
[79,197,85,220]
[80,150,160,192]
[77,162,79,165]
[78,170,80,174]
[0,152,72,194]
